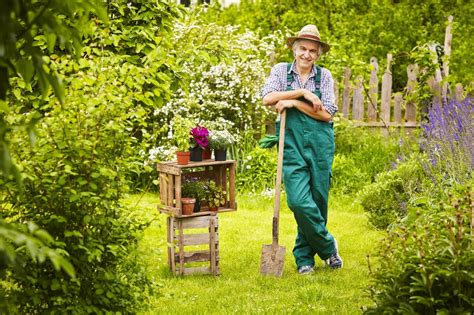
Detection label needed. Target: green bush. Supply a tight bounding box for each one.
[332,117,401,195]
[359,155,426,229]
[331,153,370,194]
[236,146,277,193]
[365,187,474,313]
[1,67,153,313]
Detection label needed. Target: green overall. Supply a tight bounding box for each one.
[276,63,336,268]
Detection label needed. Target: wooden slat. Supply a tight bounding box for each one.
[427,77,442,106]
[178,220,185,275]
[352,75,364,121]
[442,16,453,99]
[180,216,211,229]
[342,67,351,118]
[168,217,176,273]
[405,64,418,123]
[354,121,420,128]
[222,166,227,202]
[174,250,216,263]
[174,233,219,246]
[229,162,236,209]
[157,205,180,216]
[393,93,402,123]
[380,53,392,123]
[159,173,167,205]
[368,57,379,122]
[167,174,174,207]
[156,163,181,175]
[453,83,464,102]
[210,216,217,275]
[182,267,212,275]
[175,175,182,214]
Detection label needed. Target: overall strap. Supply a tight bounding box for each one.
[286,63,293,91]
[314,65,322,99]
[286,63,322,99]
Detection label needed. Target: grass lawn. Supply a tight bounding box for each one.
[127,192,384,314]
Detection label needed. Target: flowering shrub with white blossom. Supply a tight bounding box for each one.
[146,17,283,167]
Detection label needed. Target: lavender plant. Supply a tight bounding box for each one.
[421,97,473,188]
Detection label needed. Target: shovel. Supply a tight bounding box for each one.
[260,110,286,277]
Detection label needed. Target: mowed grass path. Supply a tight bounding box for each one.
[129,192,383,314]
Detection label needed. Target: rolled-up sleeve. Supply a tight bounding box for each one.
[261,63,286,98]
[321,68,338,116]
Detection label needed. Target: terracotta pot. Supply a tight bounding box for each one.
[176,151,190,165]
[190,147,203,162]
[208,205,219,212]
[214,149,226,161]
[202,148,212,160]
[181,197,196,216]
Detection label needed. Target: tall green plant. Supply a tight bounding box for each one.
[365,187,474,313]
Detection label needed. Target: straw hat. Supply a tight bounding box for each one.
[286,24,330,54]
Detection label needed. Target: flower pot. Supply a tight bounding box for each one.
[176,151,190,165]
[190,147,203,162]
[202,148,212,160]
[181,197,196,216]
[214,149,226,161]
[208,205,219,212]
[193,199,201,213]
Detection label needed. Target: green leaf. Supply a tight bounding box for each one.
[47,73,65,104]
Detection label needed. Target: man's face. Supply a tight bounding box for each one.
[294,40,320,69]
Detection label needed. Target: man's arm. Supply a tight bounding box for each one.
[263,89,324,111]
[275,99,331,122]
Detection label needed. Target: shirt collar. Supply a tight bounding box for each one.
[288,61,317,78]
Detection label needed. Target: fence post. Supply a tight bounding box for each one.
[352,75,364,121]
[453,83,464,102]
[442,15,453,99]
[380,53,392,124]
[342,67,351,118]
[393,93,402,123]
[368,57,379,122]
[405,64,418,124]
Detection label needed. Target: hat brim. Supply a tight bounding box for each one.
[287,37,330,54]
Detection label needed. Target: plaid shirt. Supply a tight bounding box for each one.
[261,61,338,116]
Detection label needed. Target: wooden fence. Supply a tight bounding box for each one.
[334,15,465,130]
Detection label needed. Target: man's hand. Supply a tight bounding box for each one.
[302,90,323,112]
[275,100,294,113]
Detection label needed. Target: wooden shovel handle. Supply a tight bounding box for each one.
[273,110,286,245]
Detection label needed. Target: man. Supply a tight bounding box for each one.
[261,24,343,275]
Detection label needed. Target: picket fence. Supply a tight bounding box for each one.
[335,15,465,130]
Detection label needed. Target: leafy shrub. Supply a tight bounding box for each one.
[1,66,153,313]
[331,153,370,194]
[236,147,277,193]
[332,117,401,195]
[359,155,426,229]
[365,187,474,313]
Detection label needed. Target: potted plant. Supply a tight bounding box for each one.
[182,180,206,213]
[180,197,196,216]
[208,129,236,161]
[205,180,226,211]
[172,116,194,165]
[189,125,209,162]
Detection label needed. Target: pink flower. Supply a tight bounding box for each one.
[190,125,209,149]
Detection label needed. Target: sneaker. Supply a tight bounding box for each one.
[297,265,315,275]
[325,239,343,269]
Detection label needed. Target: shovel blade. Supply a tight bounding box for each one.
[260,244,286,277]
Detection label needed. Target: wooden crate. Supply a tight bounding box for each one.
[157,159,237,217]
[167,214,219,276]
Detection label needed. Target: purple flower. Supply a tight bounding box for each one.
[190,125,209,149]
[421,97,473,184]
